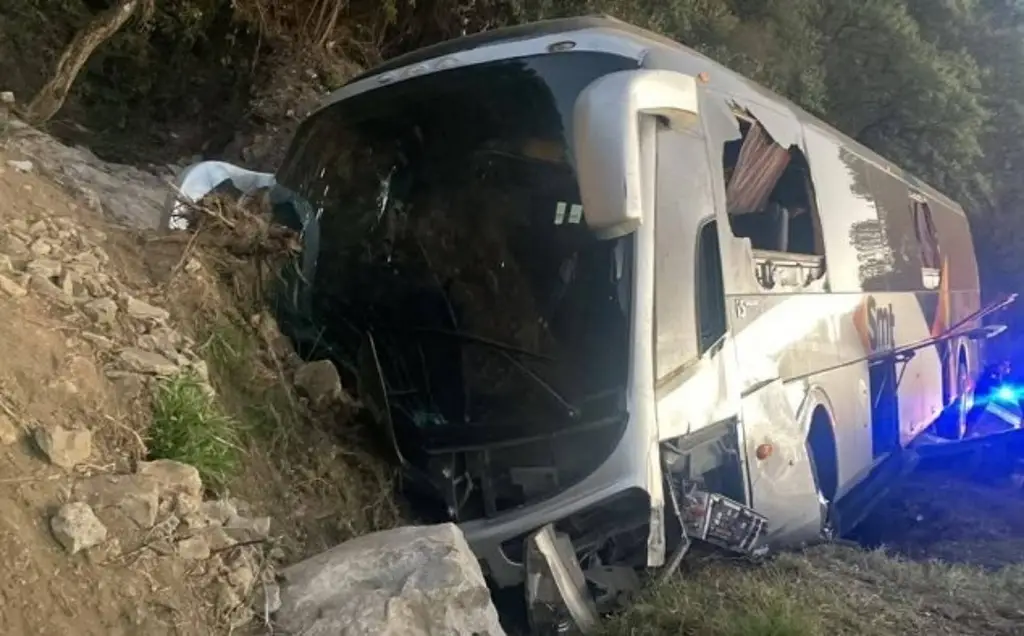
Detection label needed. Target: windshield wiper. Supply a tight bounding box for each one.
[411,327,579,420]
[411,327,554,361]
[496,349,580,420]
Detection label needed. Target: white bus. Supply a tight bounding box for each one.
[169,15,1009,617]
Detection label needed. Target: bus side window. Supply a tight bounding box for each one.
[697,220,726,353]
[722,116,824,259]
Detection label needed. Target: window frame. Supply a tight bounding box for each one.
[694,217,727,355]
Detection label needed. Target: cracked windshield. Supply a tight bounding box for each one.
[276,52,637,436]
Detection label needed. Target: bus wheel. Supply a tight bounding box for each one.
[936,349,971,440]
[807,407,838,537]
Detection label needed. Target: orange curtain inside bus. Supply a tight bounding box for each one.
[726,122,791,216]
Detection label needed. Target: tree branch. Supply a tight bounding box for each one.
[25,0,145,125]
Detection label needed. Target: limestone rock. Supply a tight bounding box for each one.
[68,250,102,271]
[51,502,108,554]
[6,160,33,174]
[200,499,237,525]
[0,233,29,257]
[223,515,271,542]
[25,258,62,279]
[33,426,92,469]
[29,239,53,256]
[227,561,255,590]
[177,534,211,560]
[0,274,27,298]
[203,526,237,551]
[275,523,506,636]
[58,270,83,296]
[253,581,282,615]
[293,359,344,407]
[136,326,182,356]
[0,415,18,445]
[121,294,170,322]
[83,297,118,325]
[72,474,162,529]
[29,275,73,306]
[119,347,178,375]
[136,459,203,501]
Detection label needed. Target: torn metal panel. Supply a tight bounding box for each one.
[698,88,742,146]
[524,525,600,635]
[678,485,768,555]
[740,378,824,545]
[734,97,803,150]
[697,89,762,297]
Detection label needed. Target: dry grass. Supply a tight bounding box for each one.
[604,545,1024,636]
[606,462,1024,636]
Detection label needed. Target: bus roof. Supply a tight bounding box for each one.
[333,16,965,216]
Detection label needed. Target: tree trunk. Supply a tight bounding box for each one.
[24,0,140,125]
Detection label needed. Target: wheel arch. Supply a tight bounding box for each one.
[799,387,839,504]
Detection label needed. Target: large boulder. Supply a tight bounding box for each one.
[274,523,506,636]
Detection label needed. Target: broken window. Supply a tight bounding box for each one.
[274,51,640,521]
[911,196,941,270]
[722,117,824,259]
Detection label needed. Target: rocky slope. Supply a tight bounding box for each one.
[0,143,264,634]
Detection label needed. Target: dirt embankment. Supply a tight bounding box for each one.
[0,122,398,634]
[3,116,1024,636]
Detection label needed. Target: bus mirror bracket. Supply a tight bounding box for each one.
[572,70,700,239]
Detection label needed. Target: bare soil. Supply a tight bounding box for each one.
[0,152,211,634]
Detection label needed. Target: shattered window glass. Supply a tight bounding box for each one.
[276,53,638,441]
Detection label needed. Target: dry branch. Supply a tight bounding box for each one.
[25,0,148,125]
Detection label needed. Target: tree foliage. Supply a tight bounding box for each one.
[6,0,1024,357]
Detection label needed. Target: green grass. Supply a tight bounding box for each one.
[190,312,401,555]
[148,371,243,492]
[200,317,295,440]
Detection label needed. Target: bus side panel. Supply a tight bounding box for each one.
[929,199,983,389]
[862,168,945,444]
[801,126,879,492]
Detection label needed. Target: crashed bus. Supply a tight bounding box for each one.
[169,14,1012,615]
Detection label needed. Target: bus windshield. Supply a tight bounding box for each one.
[275,52,638,444]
